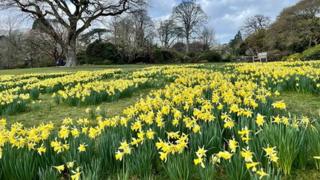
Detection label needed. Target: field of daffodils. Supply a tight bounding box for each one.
[0,61,320,179]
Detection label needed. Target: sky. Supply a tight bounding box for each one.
[0,0,300,44]
[148,0,300,43]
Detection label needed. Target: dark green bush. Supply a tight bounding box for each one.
[283,45,320,61]
[151,49,183,63]
[302,44,320,60]
[197,51,223,62]
[283,53,302,61]
[85,41,119,64]
[77,50,87,65]
[187,51,197,59]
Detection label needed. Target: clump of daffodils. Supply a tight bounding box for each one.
[115,140,132,161]
[156,132,189,162]
[194,147,207,168]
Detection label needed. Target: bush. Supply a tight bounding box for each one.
[151,49,184,63]
[268,49,289,61]
[77,50,87,65]
[197,51,222,62]
[284,45,320,62]
[283,53,302,62]
[85,41,119,64]
[301,44,320,60]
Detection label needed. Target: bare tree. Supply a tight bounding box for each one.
[0,15,26,68]
[107,16,135,62]
[81,28,109,44]
[199,26,215,50]
[105,8,154,63]
[0,0,144,67]
[243,15,271,35]
[172,0,207,52]
[25,30,63,65]
[132,8,155,48]
[158,19,181,48]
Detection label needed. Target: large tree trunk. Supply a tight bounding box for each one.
[64,39,77,67]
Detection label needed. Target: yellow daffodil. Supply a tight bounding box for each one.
[37,144,46,155]
[53,165,65,173]
[256,114,265,127]
[78,143,87,152]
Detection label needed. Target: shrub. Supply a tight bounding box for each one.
[301,44,320,60]
[172,42,186,52]
[151,49,183,63]
[86,40,119,64]
[268,49,288,61]
[197,51,222,62]
[77,50,87,65]
[283,53,302,62]
[284,45,320,61]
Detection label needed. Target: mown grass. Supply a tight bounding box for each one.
[4,89,152,127]
[274,91,320,179]
[275,91,320,118]
[287,169,320,180]
[0,64,151,75]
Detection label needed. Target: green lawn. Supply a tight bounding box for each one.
[0,64,152,75]
[275,91,320,118]
[4,89,153,127]
[274,91,320,180]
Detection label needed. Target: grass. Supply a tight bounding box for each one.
[0,63,225,75]
[4,89,152,127]
[0,64,152,75]
[287,170,320,180]
[275,91,320,118]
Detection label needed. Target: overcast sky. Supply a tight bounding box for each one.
[148,0,300,43]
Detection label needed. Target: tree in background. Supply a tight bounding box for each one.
[0,15,25,68]
[241,15,270,55]
[229,31,244,56]
[199,26,215,51]
[266,0,320,54]
[0,0,144,67]
[94,7,155,64]
[172,0,207,52]
[31,19,66,64]
[245,29,268,54]
[158,19,182,49]
[80,28,109,44]
[0,15,57,68]
[242,15,271,35]
[132,8,155,49]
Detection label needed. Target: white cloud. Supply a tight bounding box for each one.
[149,0,300,43]
[0,0,300,43]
